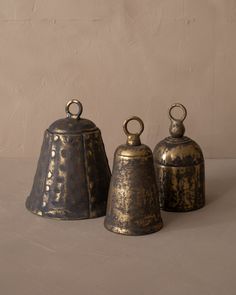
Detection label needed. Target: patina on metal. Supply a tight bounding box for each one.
[153,103,205,212]
[104,116,163,236]
[26,99,111,219]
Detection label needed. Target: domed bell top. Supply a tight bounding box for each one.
[104,116,163,236]
[154,103,204,167]
[26,99,111,220]
[153,103,205,212]
[115,116,153,158]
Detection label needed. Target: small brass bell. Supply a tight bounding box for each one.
[104,116,163,235]
[26,99,111,219]
[153,103,205,212]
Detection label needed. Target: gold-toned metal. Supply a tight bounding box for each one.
[26,99,111,219]
[104,116,163,235]
[153,103,205,212]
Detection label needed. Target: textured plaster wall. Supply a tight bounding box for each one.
[0,0,236,162]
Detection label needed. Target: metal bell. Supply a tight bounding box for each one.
[26,99,111,219]
[104,116,163,235]
[153,103,205,212]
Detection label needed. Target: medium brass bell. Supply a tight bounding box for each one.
[153,103,205,212]
[104,116,163,235]
[26,99,111,219]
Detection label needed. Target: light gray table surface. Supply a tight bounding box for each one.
[0,158,235,295]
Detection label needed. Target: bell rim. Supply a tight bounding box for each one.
[161,203,205,213]
[104,220,163,236]
[25,197,106,220]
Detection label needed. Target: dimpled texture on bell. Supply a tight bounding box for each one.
[26,128,111,219]
[153,136,205,212]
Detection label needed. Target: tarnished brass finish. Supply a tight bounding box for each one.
[104,116,163,236]
[153,103,205,212]
[26,99,111,219]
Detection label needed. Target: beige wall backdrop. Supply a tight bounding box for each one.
[0,0,236,162]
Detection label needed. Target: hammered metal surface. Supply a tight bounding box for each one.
[156,162,205,211]
[26,129,111,219]
[26,99,111,220]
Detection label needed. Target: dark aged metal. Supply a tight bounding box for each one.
[153,103,205,212]
[26,99,111,219]
[104,116,163,235]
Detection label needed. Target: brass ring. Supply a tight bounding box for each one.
[123,116,144,136]
[169,103,187,122]
[65,99,83,119]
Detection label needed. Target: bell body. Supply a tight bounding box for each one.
[26,100,111,219]
[154,136,205,212]
[153,103,205,212]
[104,117,163,235]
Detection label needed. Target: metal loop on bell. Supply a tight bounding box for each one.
[123,116,144,136]
[169,103,187,122]
[65,99,83,119]
[123,116,144,146]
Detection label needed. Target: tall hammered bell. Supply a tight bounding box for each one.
[26,99,111,219]
[153,103,205,212]
[104,116,163,236]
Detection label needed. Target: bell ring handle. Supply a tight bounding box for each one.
[123,116,144,136]
[65,99,83,119]
[169,103,187,122]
